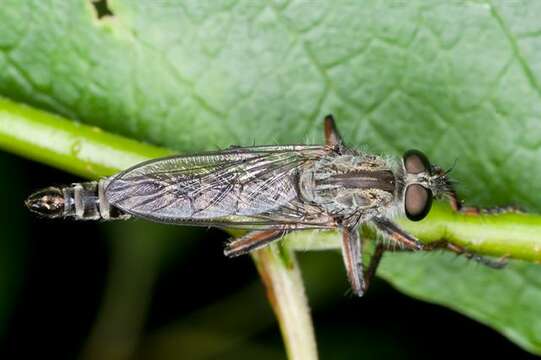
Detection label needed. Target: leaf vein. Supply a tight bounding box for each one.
[487,1,541,100]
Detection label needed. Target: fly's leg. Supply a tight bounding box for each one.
[224,230,287,257]
[444,186,513,266]
[324,114,344,146]
[448,188,523,215]
[429,241,507,269]
[341,227,386,297]
[341,226,365,296]
[384,241,507,269]
[372,217,505,268]
[362,243,385,291]
[372,217,423,250]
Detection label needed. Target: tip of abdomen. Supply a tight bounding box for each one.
[25,186,65,218]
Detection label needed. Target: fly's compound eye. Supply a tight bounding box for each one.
[404,184,433,221]
[403,149,431,174]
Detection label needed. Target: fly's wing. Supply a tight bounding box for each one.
[105,145,334,228]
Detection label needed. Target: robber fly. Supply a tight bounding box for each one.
[25,115,501,296]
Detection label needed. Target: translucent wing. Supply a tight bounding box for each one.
[105,145,335,229]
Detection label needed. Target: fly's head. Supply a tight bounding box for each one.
[401,149,452,221]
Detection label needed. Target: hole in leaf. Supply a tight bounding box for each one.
[90,0,114,19]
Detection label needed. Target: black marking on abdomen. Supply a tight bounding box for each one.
[316,169,395,193]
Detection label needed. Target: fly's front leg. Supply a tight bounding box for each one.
[372,217,506,268]
[448,188,523,215]
[429,241,507,269]
[224,229,287,257]
[340,226,386,297]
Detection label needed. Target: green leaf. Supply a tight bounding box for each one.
[378,253,541,355]
[2,0,541,354]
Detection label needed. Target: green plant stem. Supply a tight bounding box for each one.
[285,202,541,263]
[0,97,171,178]
[251,244,318,360]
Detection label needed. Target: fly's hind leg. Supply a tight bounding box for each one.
[224,230,287,257]
[362,242,385,290]
[340,226,386,297]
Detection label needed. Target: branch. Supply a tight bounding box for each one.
[252,245,318,360]
[284,203,541,262]
[0,97,171,178]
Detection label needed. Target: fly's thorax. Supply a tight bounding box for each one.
[299,154,398,216]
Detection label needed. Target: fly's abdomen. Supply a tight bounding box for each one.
[25,179,130,221]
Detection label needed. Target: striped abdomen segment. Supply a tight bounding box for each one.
[25,179,130,221]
